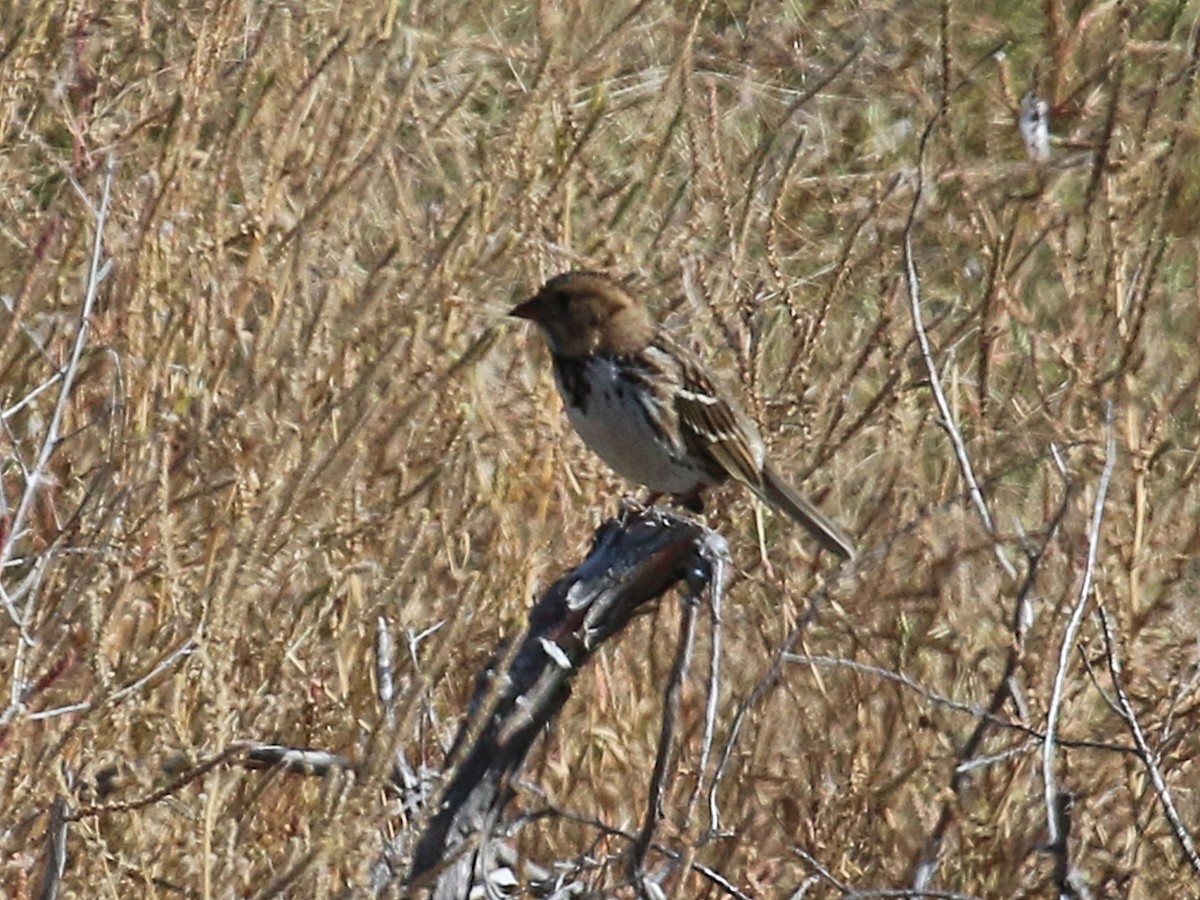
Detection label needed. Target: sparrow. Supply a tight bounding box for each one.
[510,271,856,560]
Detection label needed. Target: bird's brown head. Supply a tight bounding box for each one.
[510,271,655,357]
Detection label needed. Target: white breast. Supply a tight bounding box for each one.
[557,357,706,495]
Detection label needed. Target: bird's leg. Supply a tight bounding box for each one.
[673,487,706,514]
[637,488,706,515]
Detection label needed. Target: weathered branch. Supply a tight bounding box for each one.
[404,504,727,898]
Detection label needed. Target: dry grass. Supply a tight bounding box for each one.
[2,0,1199,896]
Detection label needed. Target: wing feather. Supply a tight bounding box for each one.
[653,336,764,489]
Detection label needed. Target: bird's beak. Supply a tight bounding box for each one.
[509,294,546,321]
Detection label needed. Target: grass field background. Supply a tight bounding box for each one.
[2,1,1199,896]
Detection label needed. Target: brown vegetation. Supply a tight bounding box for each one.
[1,0,1199,896]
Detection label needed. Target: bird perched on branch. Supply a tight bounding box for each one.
[511,271,856,560]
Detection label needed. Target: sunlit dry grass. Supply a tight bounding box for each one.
[2,0,1199,896]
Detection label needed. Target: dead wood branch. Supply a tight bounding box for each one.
[404,504,727,898]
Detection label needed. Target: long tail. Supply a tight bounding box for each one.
[758,465,857,560]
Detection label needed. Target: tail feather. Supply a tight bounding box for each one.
[758,466,857,561]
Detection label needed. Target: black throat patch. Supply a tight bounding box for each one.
[553,355,593,414]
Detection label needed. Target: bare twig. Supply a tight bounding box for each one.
[793,845,982,898]
[243,744,355,777]
[1096,604,1200,876]
[18,639,197,724]
[1,158,114,638]
[1049,790,1093,900]
[36,796,68,900]
[632,593,699,885]
[70,743,251,820]
[792,846,854,894]
[518,794,755,898]
[376,615,396,729]
[683,549,726,830]
[910,446,1073,889]
[899,76,1103,886]
[902,122,1017,581]
[784,654,1130,756]
[706,592,817,836]
[1041,402,1116,895]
